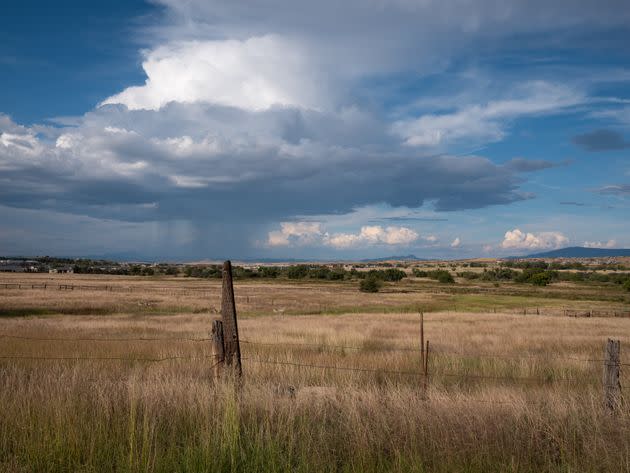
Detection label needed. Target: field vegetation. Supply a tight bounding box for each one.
[1,263,629,472]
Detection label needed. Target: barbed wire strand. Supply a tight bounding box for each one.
[0,352,617,385]
[0,354,217,362]
[0,333,210,342]
[241,357,588,383]
[240,339,629,365]
[2,333,628,365]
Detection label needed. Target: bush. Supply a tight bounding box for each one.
[412,269,428,277]
[359,278,382,293]
[287,265,310,279]
[623,279,630,292]
[481,268,516,281]
[329,270,346,281]
[383,268,407,282]
[426,270,455,283]
[529,272,553,286]
[258,266,280,278]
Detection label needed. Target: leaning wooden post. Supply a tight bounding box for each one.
[603,339,621,412]
[221,260,242,377]
[211,319,225,380]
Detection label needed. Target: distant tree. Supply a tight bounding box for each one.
[287,265,310,279]
[436,271,455,284]
[426,269,454,283]
[529,272,553,286]
[258,266,280,278]
[360,277,382,293]
[383,268,406,282]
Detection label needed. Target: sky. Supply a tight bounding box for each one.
[1,0,629,261]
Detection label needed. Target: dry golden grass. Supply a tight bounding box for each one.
[1,272,628,319]
[1,274,629,472]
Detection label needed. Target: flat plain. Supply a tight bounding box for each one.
[1,270,629,472]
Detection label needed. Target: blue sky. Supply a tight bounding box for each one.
[0,0,629,260]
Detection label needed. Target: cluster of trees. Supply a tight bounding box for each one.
[457,268,517,281]
[411,263,630,288]
[457,267,630,287]
[24,255,630,292]
[502,260,628,271]
[555,271,630,285]
[412,269,455,283]
[73,261,179,276]
[183,264,407,283]
[358,268,407,292]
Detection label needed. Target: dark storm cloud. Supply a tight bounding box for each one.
[572,129,629,151]
[0,104,534,224]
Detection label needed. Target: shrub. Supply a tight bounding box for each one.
[329,270,345,281]
[412,269,428,277]
[623,279,630,292]
[383,268,407,282]
[287,265,310,279]
[426,270,455,283]
[312,267,332,279]
[359,278,382,293]
[529,272,553,286]
[258,266,280,278]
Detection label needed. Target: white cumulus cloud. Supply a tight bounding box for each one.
[392,82,583,148]
[101,36,328,112]
[324,225,418,249]
[583,239,617,248]
[0,132,43,156]
[451,237,461,248]
[267,223,418,248]
[501,228,569,250]
[267,222,323,247]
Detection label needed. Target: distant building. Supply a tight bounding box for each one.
[0,264,25,273]
[49,266,74,274]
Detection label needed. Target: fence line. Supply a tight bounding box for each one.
[236,357,591,383]
[2,333,629,366]
[0,333,211,342]
[0,353,589,384]
[242,339,630,365]
[0,354,219,362]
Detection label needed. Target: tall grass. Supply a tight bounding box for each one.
[1,298,629,471]
[0,275,630,473]
[1,362,628,472]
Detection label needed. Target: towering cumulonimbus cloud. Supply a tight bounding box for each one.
[1,0,628,257]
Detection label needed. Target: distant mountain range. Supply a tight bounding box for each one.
[522,247,630,258]
[361,254,428,262]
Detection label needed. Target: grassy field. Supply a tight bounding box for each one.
[1,273,629,472]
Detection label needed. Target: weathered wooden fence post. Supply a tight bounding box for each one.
[221,260,242,377]
[211,319,225,380]
[603,339,621,412]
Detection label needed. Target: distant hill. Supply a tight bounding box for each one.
[361,254,427,262]
[522,247,630,258]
